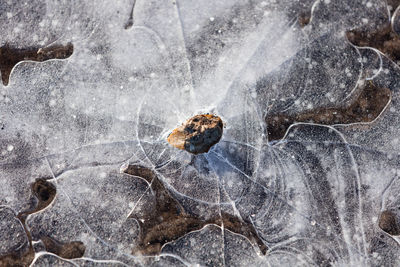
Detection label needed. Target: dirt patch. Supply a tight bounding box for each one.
[379,210,400,235]
[0,43,73,86]
[0,178,85,266]
[347,24,400,62]
[298,12,311,27]
[266,81,391,141]
[122,164,267,256]
[31,178,57,213]
[41,236,85,259]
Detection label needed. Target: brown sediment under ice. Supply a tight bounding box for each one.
[266,81,391,141]
[167,114,223,154]
[346,22,400,63]
[121,164,267,256]
[0,178,57,267]
[379,210,400,236]
[0,178,85,267]
[0,43,73,86]
[41,236,86,259]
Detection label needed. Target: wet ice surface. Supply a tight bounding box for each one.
[1,0,400,266]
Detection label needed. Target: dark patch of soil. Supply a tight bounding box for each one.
[0,178,85,266]
[379,210,400,235]
[0,248,34,267]
[31,178,57,212]
[122,164,267,256]
[387,0,400,15]
[298,12,311,27]
[0,43,73,86]
[346,24,400,62]
[41,236,86,259]
[266,81,391,141]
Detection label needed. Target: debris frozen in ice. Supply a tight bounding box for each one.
[167,114,223,154]
[0,43,73,85]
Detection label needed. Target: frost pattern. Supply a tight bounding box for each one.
[1,0,400,266]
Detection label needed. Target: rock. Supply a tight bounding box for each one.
[167,114,223,154]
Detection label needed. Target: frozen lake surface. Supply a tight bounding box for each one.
[1,0,400,266]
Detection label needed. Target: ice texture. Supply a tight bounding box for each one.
[1,0,400,266]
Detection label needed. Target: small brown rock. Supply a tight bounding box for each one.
[167,114,223,154]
